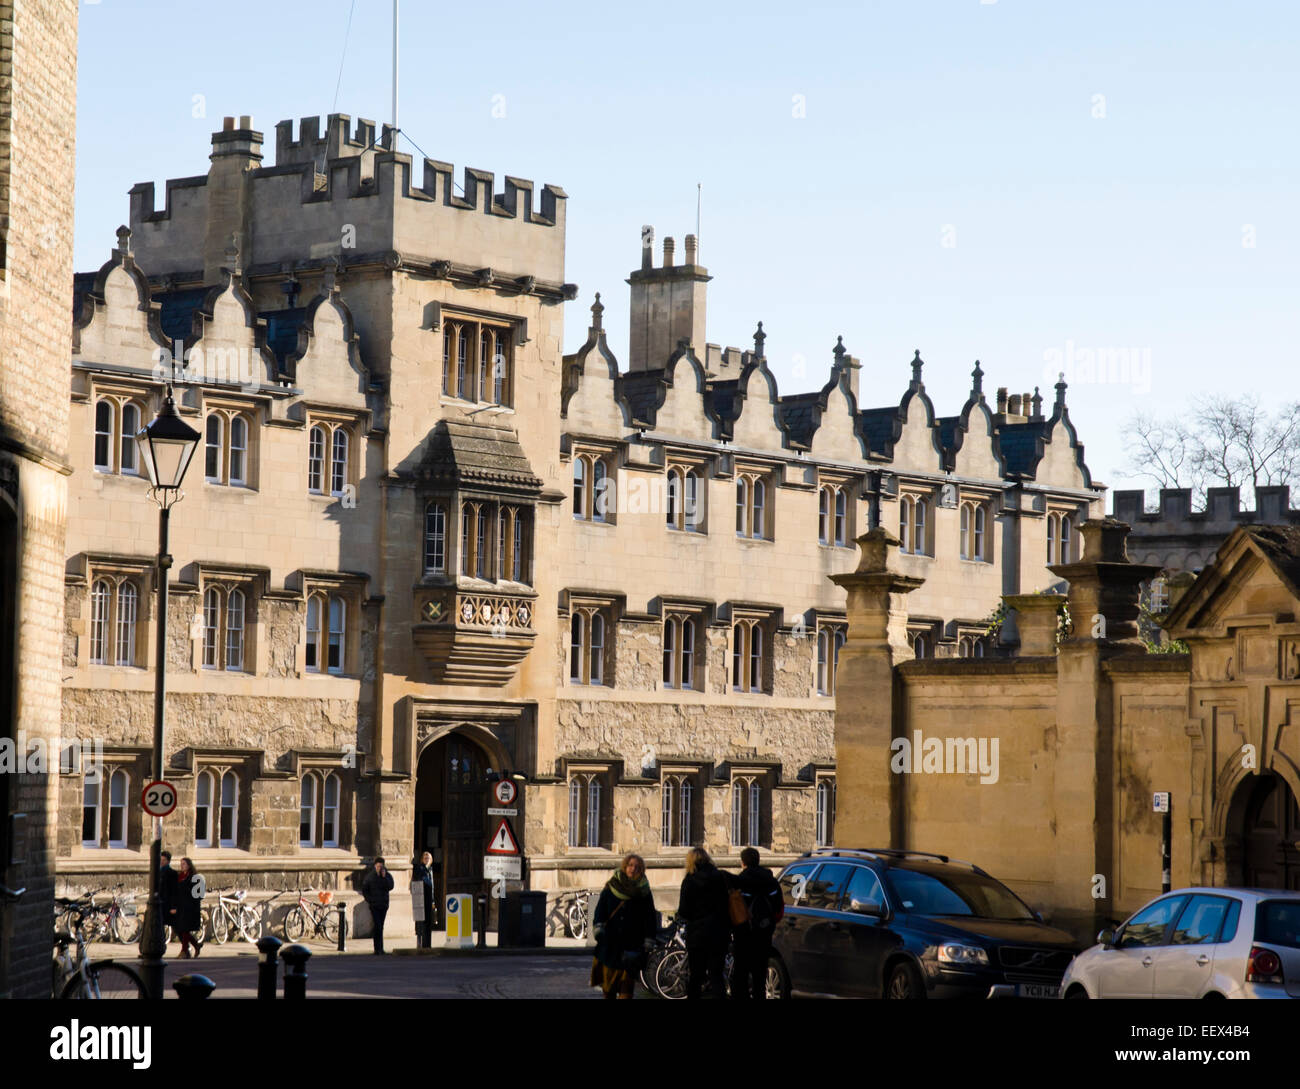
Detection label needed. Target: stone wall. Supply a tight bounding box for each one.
[0,0,79,999]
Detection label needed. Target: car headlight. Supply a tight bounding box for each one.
[937,942,989,967]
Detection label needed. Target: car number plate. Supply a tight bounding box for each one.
[1017,983,1059,999]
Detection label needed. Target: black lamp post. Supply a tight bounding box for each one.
[134,388,200,1000]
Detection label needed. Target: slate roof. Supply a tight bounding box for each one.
[997,421,1048,476]
[422,419,542,493]
[619,371,665,427]
[704,379,740,430]
[779,393,820,449]
[261,307,308,369]
[154,288,210,345]
[858,407,899,456]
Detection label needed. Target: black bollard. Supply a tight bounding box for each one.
[476,894,487,949]
[280,942,312,1000]
[337,903,346,952]
[173,973,216,999]
[256,935,283,1000]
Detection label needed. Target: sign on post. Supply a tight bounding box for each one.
[486,818,519,855]
[492,779,517,806]
[141,780,178,818]
[482,856,522,881]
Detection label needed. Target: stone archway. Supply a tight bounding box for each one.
[1225,771,1300,890]
[413,723,514,910]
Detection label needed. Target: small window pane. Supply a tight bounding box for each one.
[94,401,114,470]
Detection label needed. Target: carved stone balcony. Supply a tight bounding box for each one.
[412,588,537,686]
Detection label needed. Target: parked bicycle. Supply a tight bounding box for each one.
[101,885,141,944]
[207,888,260,945]
[652,925,738,1000]
[53,907,147,999]
[282,888,343,944]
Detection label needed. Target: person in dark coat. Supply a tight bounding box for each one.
[362,856,395,954]
[158,850,178,922]
[170,857,204,959]
[589,853,657,1000]
[677,846,732,998]
[412,851,435,948]
[730,846,784,999]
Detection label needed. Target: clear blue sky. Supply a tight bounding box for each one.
[74,0,1300,499]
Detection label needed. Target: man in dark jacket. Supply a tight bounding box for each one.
[730,847,784,999]
[158,851,178,949]
[677,847,732,998]
[412,852,435,948]
[361,857,395,954]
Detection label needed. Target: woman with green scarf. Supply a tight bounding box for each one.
[590,853,657,999]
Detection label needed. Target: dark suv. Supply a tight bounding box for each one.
[769,848,1080,998]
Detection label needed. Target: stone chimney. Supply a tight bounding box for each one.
[204,116,263,285]
[627,226,712,372]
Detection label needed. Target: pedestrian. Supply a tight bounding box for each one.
[171,857,204,959]
[590,853,657,1000]
[730,846,784,999]
[677,846,731,998]
[158,850,178,920]
[362,856,395,954]
[412,851,435,948]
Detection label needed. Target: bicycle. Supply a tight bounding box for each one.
[103,885,141,944]
[207,888,261,944]
[653,927,736,1000]
[566,890,591,940]
[53,908,147,999]
[282,888,343,943]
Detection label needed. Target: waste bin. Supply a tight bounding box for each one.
[497,890,547,948]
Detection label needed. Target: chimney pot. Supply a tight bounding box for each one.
[684,234,697,265]
[1008,394,1022,415]
[223,116,235,132]
[641,225,654,271]
[663,236,675,267]
[996,387,1008,414]
[239,115,252,130]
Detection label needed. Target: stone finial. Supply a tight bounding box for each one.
[222,234,241,276]
[1005,593,1062,656]
[591,292,604,330]
[910,349,924,389]
[1055,371,1068,406]
[1031,386,1043,418]
[753,321,766,359]
[115,225,132,257]
[971,360,983,397]
[833,335,846,366]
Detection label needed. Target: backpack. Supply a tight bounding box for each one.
[727,887,749,926]
[748,884,776,930]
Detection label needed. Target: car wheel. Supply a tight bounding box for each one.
[886,961,926,999]
[765,955,790,1000]
[1064,985,1089,999]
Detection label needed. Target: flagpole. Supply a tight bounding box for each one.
[392,0,399,152]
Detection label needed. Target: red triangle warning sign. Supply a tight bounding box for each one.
[486,817,519,855]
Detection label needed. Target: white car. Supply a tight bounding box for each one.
[1061,887,1300,999]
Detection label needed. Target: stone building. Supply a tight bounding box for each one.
[832,518,1300,944]
[0,0,79,998]
[57,113,1102,920]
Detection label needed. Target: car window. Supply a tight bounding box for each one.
[841,867,885,912]
[1254,900,1300,949]
[882,868,1035,920]
[1170,895,1231,945]
[1118,896,1189,948]
[805,863,853,910]
[779,863,819,907]
[1218,899,1241,943]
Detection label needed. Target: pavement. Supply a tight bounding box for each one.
[83,931,604,999]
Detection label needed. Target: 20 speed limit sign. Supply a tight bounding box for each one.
[141,780,178,818]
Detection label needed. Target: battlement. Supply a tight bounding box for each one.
[1115,486,1300,528]
[126,113,568,284]
[274,114,389,168]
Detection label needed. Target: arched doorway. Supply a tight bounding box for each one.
[414,732,490,919]
[1228,772,1300,890]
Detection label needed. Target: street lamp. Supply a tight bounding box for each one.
[134,388,199,999]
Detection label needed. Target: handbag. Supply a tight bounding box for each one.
[728,887,749,926]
